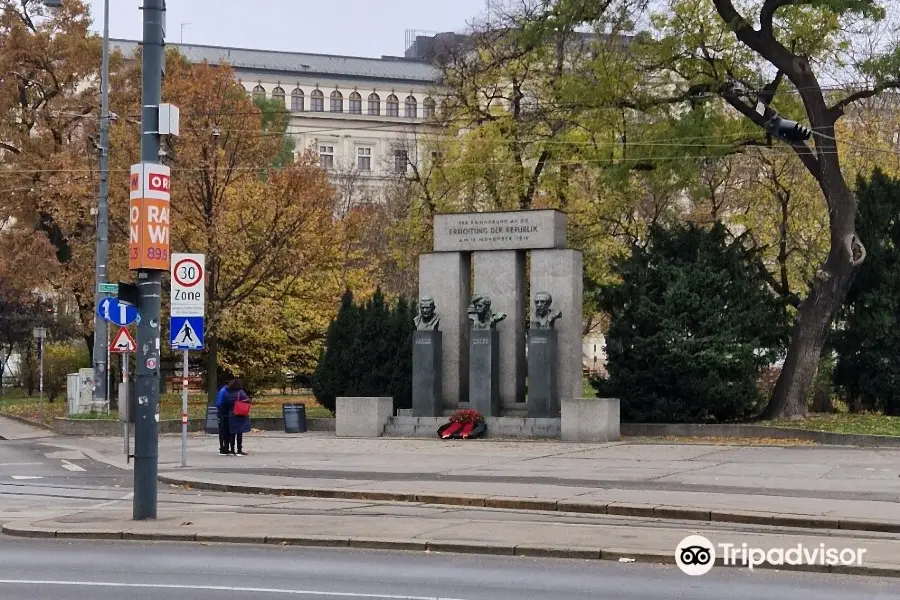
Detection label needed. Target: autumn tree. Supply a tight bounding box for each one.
[0,0,109,350]
[106,53,346,401]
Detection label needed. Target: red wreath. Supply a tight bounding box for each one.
[438,409,487,439]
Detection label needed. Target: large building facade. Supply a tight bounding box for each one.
[113,38,442,191]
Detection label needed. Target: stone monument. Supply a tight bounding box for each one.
[468,294,503,416]
[417,209,583,418]
[527,292,561,417]
[412,297,442,417]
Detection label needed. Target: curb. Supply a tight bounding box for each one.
[621,424,900,447]
[157,475,900,535]
[0,413,53,432]
[3,521,898,577]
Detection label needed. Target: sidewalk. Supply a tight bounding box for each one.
[0,415,53,440]
[70,431,900,533]
[5,495,900,576]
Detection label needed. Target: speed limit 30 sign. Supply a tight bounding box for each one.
[170,254,205,317]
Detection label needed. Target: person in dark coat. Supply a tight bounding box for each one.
[215,384,230,455]
[224,379,252,455]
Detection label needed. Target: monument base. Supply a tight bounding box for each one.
[412,330,442,417]
[561,398,620,442]
[527,329,557,417]
[469,329,500,417]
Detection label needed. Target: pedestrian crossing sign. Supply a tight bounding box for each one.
[170,316,204,350]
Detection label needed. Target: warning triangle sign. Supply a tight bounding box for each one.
[174,320,202,348]
[110,326,136,353]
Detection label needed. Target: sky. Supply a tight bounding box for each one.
[82,0,489,58]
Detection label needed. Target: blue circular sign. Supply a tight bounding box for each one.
[97,298,139,326]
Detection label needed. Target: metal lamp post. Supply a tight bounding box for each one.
[44,0,112,413]
[32,328,46,423]
[90,0,112,413]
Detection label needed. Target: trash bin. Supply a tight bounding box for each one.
[204,405,219,435]
[282,403,307,433]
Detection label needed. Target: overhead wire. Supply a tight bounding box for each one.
[0,146,896,178]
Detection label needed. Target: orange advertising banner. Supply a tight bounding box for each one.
[128,197,171,271]
[129,162,171,271]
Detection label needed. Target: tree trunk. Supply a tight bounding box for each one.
[206,332,218,406]
[84,331,94,364]
[764,186,859,419]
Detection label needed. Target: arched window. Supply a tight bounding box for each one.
[423,97,436,118]
[252,84,265,100]
[310,89,324,112]
[368,93,381,116]
[440,98,451,116]
[349,91,362,114]
[405,95,417,118]
[386,94,399,117]
[330,90,343,112]
[291,88,304,112]
[272,86,285,105]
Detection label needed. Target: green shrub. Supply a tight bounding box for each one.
[312,288,414,414]
[596,222,789,423]
[43,343,90,402]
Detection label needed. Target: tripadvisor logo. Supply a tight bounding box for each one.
[675,535,867,575]
[676,535,715,576]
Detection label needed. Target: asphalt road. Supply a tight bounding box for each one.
[0,538,898,600]
[0,436,133,523]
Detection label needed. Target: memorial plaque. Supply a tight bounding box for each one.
[412,330,443,417]
[527,329,557,417]
[434,210,567,252]
[469,329,500,416]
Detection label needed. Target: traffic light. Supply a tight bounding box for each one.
[766,116,811,142]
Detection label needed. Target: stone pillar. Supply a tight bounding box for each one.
[469,329,500,416]
[527,329,556,417]
[530,250,583,415]
[419,252,470,412]
[412,330,442,417]
[473,250,526,411]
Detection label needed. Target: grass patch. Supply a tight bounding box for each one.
[582,378,597,398]
[760,413,900,437]
[0,394,65,424]
[635,435,817,446]
[0,390,332,424]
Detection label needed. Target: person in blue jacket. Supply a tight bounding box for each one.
[215,383,230,455]
[224,379,252,456]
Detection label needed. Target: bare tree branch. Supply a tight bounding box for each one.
[830,81,900,116]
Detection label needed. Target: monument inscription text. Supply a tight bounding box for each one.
[434,210,566,252]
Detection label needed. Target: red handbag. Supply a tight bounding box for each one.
[233,400,251,417]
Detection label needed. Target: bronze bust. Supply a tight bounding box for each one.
[468,294,506,330]
[532,291,562,329]
[414,296,440,331]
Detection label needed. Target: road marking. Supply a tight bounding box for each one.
[0,462,44,466]
[61,460,86,472]
[9,476,42,480]
[88,492,134,510]
[0,580,470,599]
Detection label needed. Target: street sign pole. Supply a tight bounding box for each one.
[106,327,111,415]
[123,352,129,461]
[171,253,205,469]
[181,350,188,467]
[39,337,43,423]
